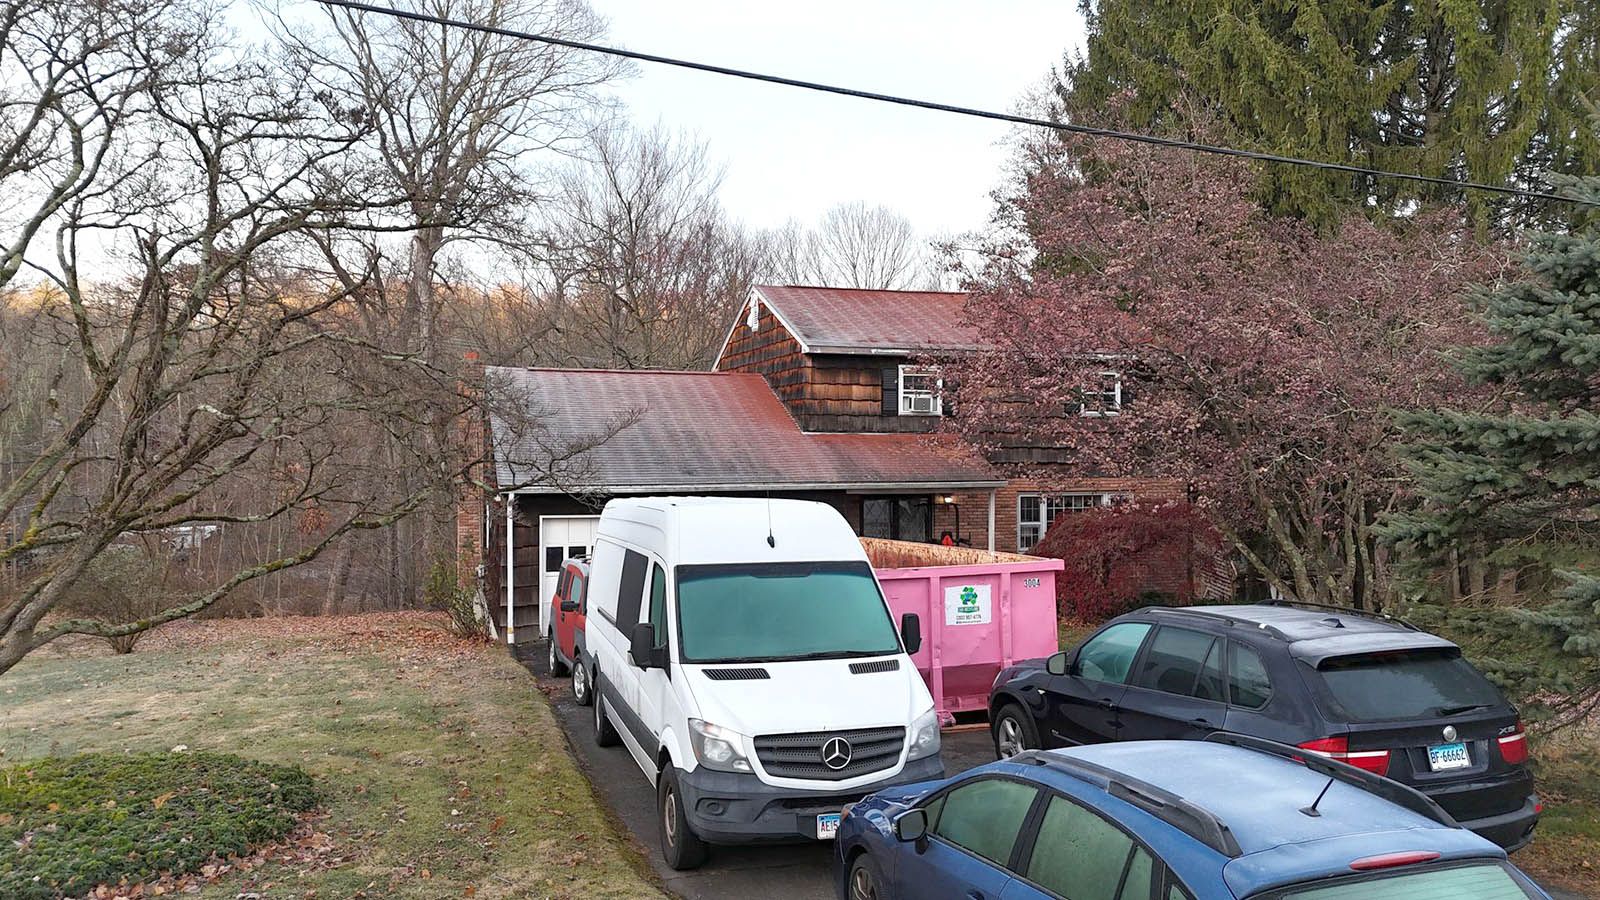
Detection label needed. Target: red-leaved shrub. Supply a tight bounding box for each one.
[1033,502,1225,621]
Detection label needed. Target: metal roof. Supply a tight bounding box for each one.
[486,366,1004,493]
[751,285,986,354]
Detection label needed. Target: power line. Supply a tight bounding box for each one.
[313,0,1597,209]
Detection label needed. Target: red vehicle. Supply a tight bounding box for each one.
[546,558,593,705]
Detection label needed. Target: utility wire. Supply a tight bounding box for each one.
[313,0,1597,209]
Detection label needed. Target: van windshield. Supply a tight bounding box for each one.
[675,561,902,664]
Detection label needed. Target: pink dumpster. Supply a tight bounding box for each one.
[863,538,1065,724]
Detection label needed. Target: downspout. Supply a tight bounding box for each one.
[505,496,516,645]
[987,490,996,553]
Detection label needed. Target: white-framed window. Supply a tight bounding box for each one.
[899,365,942,416]
[1078,371,1123,417]
[1018,492,1117,553]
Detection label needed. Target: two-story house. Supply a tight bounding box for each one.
[462,285,1180,644]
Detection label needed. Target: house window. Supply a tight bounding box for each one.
[863,496,933,543]
[1018,492,1115,553]
[898,365,942,416]
[1079,372,1123,417]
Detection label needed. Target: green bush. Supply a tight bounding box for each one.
[0,752,318,900]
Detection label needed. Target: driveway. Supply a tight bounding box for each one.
[519,645,1589,900]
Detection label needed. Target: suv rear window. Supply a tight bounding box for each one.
[1270,861,1537,899]
[1313,649,1503,722]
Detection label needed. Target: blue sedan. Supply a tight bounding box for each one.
[835,733,1553,900]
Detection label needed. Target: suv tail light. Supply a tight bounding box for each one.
[1497,721,1529,766]
[1298,736,1391,775]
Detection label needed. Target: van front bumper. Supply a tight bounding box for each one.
[678,755,945,845]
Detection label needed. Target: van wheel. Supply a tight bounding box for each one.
[848,851,886,900]
[658,767,709,870]
[571,658,593,706]
[592,673,619,747]
[547,631,569,676]
[992,703,1039,759]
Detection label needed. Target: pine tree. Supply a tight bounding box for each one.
[1384,165,1600,721]
[1061,0,1600,231]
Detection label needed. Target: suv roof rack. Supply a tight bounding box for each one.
[1258,599,1421,632]
[1013,751,1243,858]
[1203,733,1458,829]
[1162,606,1289,641]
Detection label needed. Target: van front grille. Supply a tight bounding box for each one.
[753,727,906,781]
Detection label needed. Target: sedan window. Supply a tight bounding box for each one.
[1077,623,1153,684]
[1272,861,1538,899]
[931,778,1040,868]
[1025,794,1152,900]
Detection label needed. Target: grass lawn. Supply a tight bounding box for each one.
[0,613,663,899]
[1519,731,1600,895]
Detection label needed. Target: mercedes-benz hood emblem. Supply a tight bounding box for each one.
[821,736,853,771]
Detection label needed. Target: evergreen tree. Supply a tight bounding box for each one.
[1384,166,1600,722]
[1061,0,1600,231]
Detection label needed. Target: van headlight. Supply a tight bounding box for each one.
[907,707,941,761]
[688,718,752,773]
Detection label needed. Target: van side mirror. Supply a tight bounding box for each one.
[893,808,928,844]
[559,600,579,613]
[629,622,656,668]
[1046,651,1071,677]
[900,613,922,655]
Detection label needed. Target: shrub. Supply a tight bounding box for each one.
[57,545,178,654]
[425,557,489,640]
[0,752,318,900]
[1034,501,1225,621]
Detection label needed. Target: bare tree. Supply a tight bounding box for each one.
[541,125,765,369]
[767,202,932,290]
[0,0,460,674]
[283,0,624,362]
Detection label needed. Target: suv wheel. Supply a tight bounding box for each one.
[658,767,709,870]
[592,673,619,747]
[992,703,1039,759]
[547,631,569,676]
[571,658,593,706]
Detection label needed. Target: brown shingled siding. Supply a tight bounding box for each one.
[715,303,809,413]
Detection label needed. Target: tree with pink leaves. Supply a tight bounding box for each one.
[951,137,1508,609]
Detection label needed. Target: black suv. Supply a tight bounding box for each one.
[988,603,1539,851]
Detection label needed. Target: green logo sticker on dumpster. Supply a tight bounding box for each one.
[944,584,991,626]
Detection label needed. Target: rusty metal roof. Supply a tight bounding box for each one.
[487,366,1003,493]
[752,285,985,354]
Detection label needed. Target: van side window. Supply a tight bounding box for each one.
[648,564,668,649]
[617,549,648,628]
[555,569,571,601]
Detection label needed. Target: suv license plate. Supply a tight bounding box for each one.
[1428,741,1471,772]
[816,813,842,840]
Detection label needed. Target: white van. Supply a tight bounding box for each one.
[583,497,942,869]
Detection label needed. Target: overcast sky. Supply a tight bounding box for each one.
[588,0,1086,238]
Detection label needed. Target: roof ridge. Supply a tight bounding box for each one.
[756,284,970,297]
[486,365,748,377]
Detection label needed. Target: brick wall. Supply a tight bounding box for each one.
[930,476,1187,554]
[455,351,489,591]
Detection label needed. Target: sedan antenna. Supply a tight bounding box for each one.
[1300,777,1336,818]
[766,491,776,547]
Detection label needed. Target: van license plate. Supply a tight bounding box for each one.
[1427,741,1470,771]
[816,813,842,840]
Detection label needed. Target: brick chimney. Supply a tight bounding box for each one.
[455,350,490,592]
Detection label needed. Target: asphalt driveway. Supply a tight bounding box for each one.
[519,644,1588,900]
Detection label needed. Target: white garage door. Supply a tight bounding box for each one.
[537,516,599,635]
